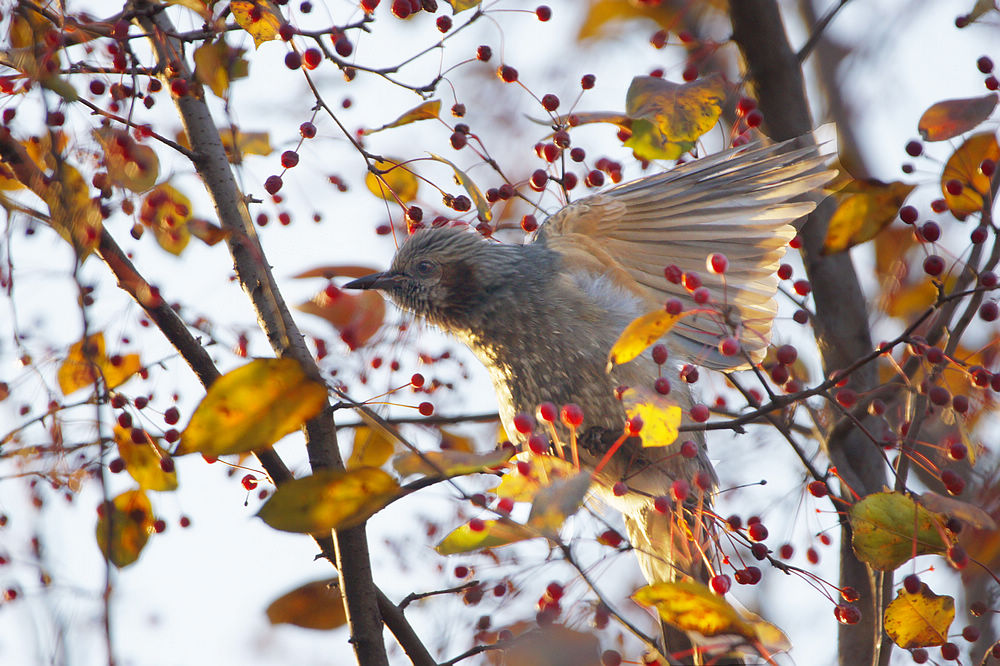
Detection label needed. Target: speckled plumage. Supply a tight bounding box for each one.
[347,137,834,661]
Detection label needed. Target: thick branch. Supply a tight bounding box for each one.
[729,4,887,666]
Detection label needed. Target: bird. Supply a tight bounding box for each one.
[346,135,834,663]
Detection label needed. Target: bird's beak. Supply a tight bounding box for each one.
[343,271,402,291]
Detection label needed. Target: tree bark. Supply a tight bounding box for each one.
[729,4,887,666]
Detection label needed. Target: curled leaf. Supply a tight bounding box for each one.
[884,583,954,649]
[427,154,492,222]
[362,100,442,135]
[849,491,951,570]
[114,426,177,492]
[918,94,998,142]
[296,287,385,350]
[435,518,536,555]
[258,467,401,533]
[176,358,328,457]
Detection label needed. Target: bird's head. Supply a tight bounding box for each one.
[344,227,509,330]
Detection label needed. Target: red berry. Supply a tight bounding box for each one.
[535,5,551,21]
[941,642,959,660]
[284,51,302,70]
[529,169,548,190]
[689,404,709,422]
[612,481,627,497]
[779,543,794,559]
[651,344,668,365]
[569,147,586,162]
[436,15,452,32]
[476,45,492,61]
[418,401,434,416]
[497,65,518,83]
[808,480,828,497]
[923,255,945,276]
[303,47,323,69]
[920,221,941,242]
[109,458,125,474]
[834,603,861,625]
[528,434,548,454]
[513,412,534,434]
[777,263,793,280]
[899,205,918,224]
[747,522,768,542]
[264,175,283,194]
[793,279,811,296]
[692,287,710,304]
[625,415,643,436]
[980,301,998,321]
[391,0,412,18]
[680,364,699,383]
[169,78,188,97]
[581,74,595,89]
[745,109,763,128]
[708,253,728,274]
[159,457,175,473]
[521,214,538,232]
[537,402,557,423]
[679,440,697,458]
[599,529,622,547]
[776,344,798,365]
[928,386,951,406]
[653,496,670,513]
[962,625,980,642]
[280,150,299,169]
[242,474,258,490]
[468,518,485,532]
[977,56,994,73]
[835,388,857,408]
[665,298,683,315]
[903,573,921,594]
[541,94,559,111]
[905,140,923,157]
[300,121,317,138]
[670,479,689,502]
[719,337,740,357]
[164,407,180,425]
[560,403,583,428]
[710,574,731,595]
[736,97,757,115]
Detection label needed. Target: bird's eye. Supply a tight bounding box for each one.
[414,259,437,277]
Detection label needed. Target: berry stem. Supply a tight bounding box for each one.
[593,433,628,475]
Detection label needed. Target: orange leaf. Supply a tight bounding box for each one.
[96,489,154,568]
[577,0,681,41]
[187,218,230,246]
[941,132,1000,216]
[292,265,383,280]
[176,358,328,457]
[884,583,954,649]
[266,578,347,630]
[822,179,915,254]
[623,75,724,160]
[57,333,142,395]
[362,100,441,135]
[297,288,385,349]
[918,94,998,142]
[230,0,283,48]
[256,467,401,533]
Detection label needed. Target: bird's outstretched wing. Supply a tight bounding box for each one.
[535,135,836,369]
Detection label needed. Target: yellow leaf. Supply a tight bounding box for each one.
[140,184,193,255]
[435,518,537,555]
[392,448,512,478]
[176,358,328,456]
[447,0,482,12]
[266,578,346,630]
[918,94,998,142]
[577,0,680,41]
[494,453,579,502]
[621,388,682,447]
[257,467,400,533]
[822,180,916,254]
[623,75,724,161]
[115,426,178,492]
[364,158,419,204]
[883,277,939,319]
[884,584,955,649]
[178,127,272,164]
[96,489,154,568]
[57,333,142,395]
[362,100,442,135]
[230,0,283,48]
[46,163,102,256]
[187,218,230,246]
[941,132,1000,216]
[633,581,778,643]
[849,491,951,571]
[194,39,249,98]
[347,426,395,469]
[427,154,492,222]
[94,127,160,193]
[607,309,689,369]
[526,472,591,534]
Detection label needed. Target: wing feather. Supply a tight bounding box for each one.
[536,135,836,369]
